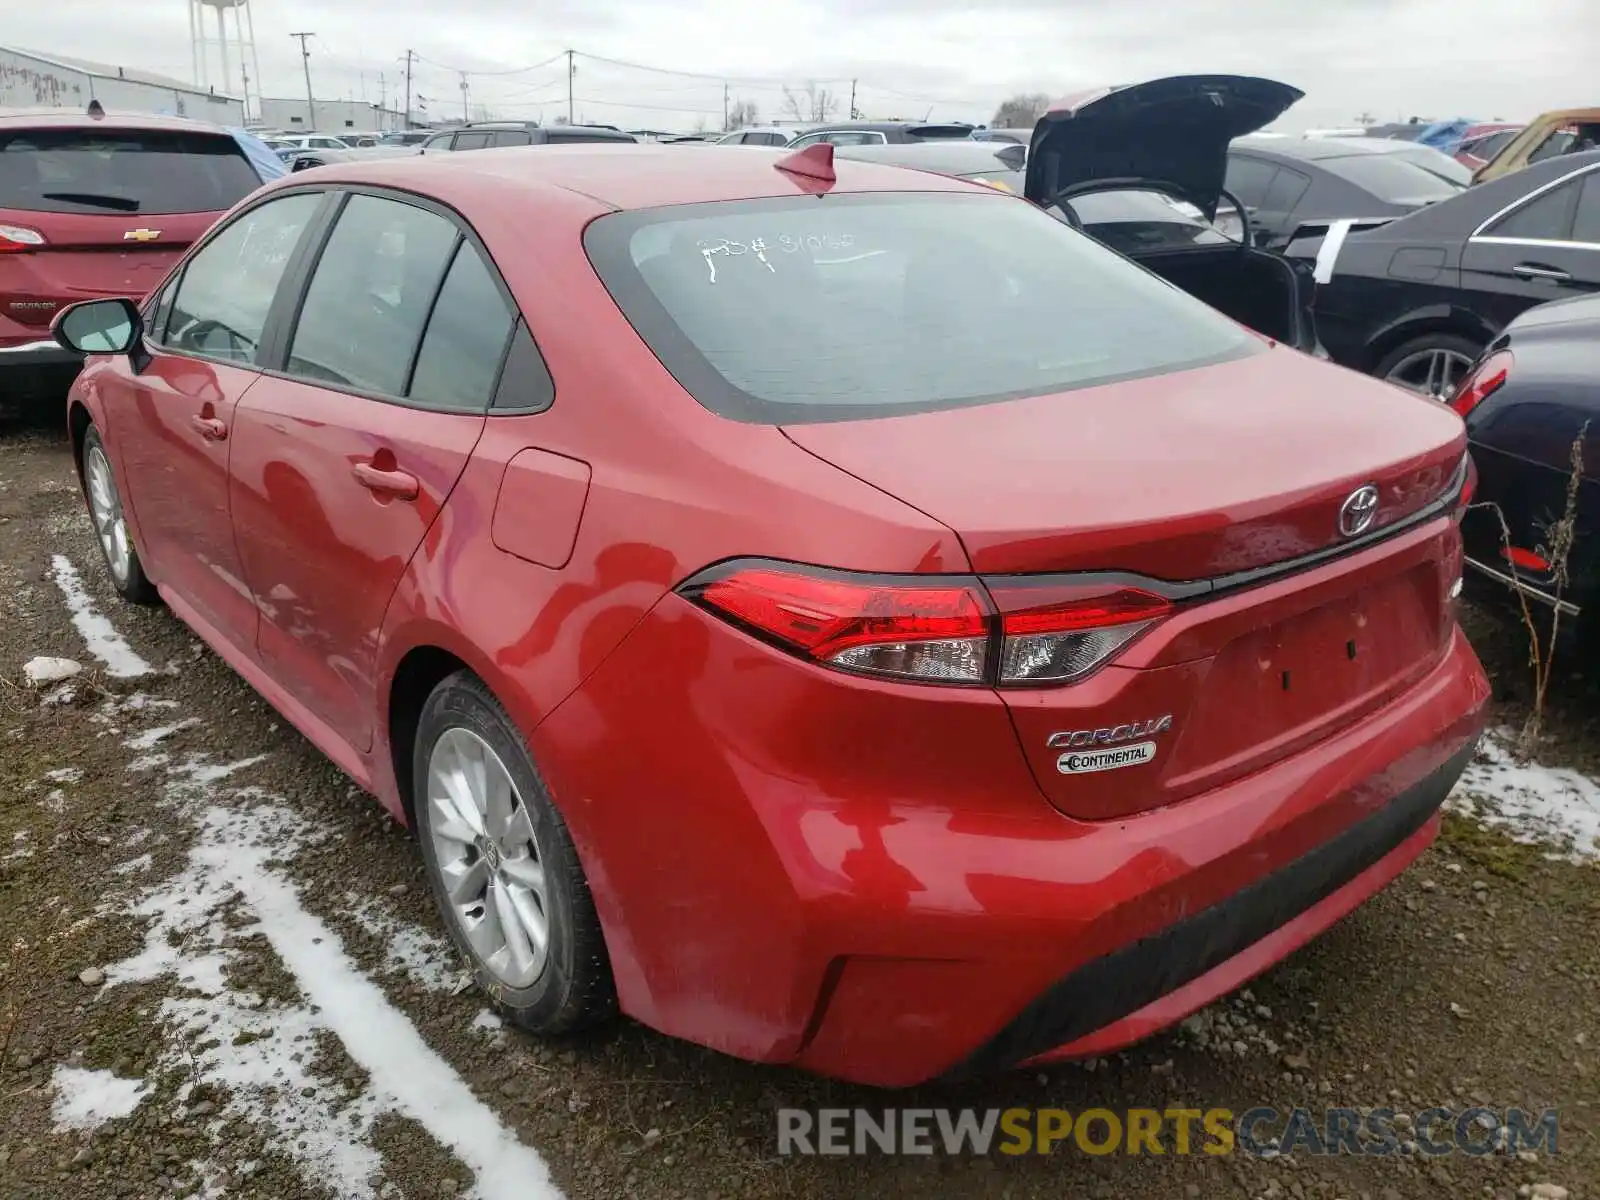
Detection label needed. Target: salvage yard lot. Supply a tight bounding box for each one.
[1,424,1596,1200]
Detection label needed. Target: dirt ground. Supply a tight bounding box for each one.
[1,419,1595,1200]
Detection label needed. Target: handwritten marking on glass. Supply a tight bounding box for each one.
[696,233,858,283]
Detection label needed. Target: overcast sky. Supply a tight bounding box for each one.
[8,0,1596,131]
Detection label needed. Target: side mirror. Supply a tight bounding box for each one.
[53,298,142,356]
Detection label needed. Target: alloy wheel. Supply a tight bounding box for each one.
[1384,346,1476,401]
[85,445,132,585]
[426,727,551,988]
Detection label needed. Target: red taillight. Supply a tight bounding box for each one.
[686,563,1173,687]
[0,223,45,254]
[1450,349,1512,418]
[1502,545,1549,573]
[987,581,1172,685]
[696,567,990,683]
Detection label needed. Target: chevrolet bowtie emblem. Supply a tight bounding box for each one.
[123,228,162,242]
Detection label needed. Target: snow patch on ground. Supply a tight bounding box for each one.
[125,718,202,751]
[40,789,66,814]
[111,798,560,1199]
[50,555,151,678]
[42,766,83,783]
[113,853,154,876]
[51,1065,147,1131]
[1449,730,1600,862]
[346,895,466,994]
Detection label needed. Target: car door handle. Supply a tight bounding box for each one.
[1512,263,1572,282]
[352,461,420,500]
[189,415,228,440]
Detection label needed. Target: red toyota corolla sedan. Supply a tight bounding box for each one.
[52,143,1488,1087]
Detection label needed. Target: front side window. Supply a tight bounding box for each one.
[1528,129,1576,165]
[424,134,455,152]
[1487,180,1579,241]
[824,131,888,146]
[165,192,323,363]
[586,192,1261,424]
[286,194,458,396]
[452,131,493,151]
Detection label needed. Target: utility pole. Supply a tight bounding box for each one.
[849,78,858,120]
[566,49,574,125]
[378,72,387,129]
[402,49,416,129]
[459,73,470,122]
[289,32,315,130]
[722,82,729,132]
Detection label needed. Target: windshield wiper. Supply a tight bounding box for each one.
[40,192,141,212]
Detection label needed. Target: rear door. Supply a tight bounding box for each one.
[228,190,515,753]
[0,125,263,344]
[1461,163,1600,329]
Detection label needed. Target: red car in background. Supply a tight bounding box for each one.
[52,142,1488,1085]
[1454,123,1522,172]
[0,110,268,418]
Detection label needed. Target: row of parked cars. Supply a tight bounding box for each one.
[3,77,1596,635]
[10,70,1595,1087]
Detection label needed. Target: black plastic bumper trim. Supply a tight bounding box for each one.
[941,736,1478,1080]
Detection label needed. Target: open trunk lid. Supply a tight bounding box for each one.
[1024,75,1304,219]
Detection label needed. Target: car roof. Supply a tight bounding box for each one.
[801,121,973,134]
[271,142,978,212]
[0,109,233,136]
[1233,136,1397,162]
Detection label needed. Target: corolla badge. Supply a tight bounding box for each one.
[1338,484,1380,538]
[1047,715,1172,775]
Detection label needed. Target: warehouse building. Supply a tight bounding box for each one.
[0,45,243,123]
[257,96,409,134]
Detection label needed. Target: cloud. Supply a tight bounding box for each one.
[3,0,1590,131]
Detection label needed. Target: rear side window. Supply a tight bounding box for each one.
[1326,154,1463,202]
[547,130,631,144]
[1488,180,1578,241]
[1223,156,1278,207]
[491,130,532,148]
[1262,167,1312,213]
[586,192,1260,424]
[1573,171,1600,244]
[453,132,493,151]
[286,194,458,395]
[0,128,262,216]
[408,243,516,411]
[165,192,322,363]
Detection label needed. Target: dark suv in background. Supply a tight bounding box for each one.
[419,122,638,153]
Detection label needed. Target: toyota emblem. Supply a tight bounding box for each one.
[1338,485,1380,538]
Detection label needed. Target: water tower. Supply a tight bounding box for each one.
[190,0,263,121]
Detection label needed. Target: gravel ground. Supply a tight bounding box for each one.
[1,421,1595,1200]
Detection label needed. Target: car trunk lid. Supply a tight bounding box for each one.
[0,124,260,332]
[1024,75,1304,220]
[782,348,1465,581]
[783,349,1467,821]
[0,210,210,329]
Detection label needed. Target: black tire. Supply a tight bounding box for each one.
[1371,333,1484,396]
[413,670,617,1035]
[79,425,158,604]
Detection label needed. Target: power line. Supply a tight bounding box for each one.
[414,50,567,78]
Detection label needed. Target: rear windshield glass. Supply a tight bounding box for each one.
[585,192,1260,423]
[1324,153,1464,203]
[0,129,261,216]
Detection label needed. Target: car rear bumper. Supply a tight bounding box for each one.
[0,337,81,369]
[0,338,82,414]
[533,604,1488,1087]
